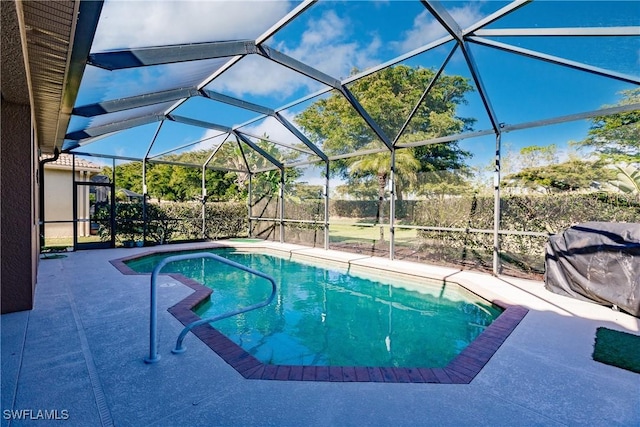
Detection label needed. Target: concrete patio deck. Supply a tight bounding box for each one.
[2,241,639,426]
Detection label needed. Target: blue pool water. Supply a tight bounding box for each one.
[127,249,502,368]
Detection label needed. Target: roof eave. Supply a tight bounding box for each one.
[19,0,103,155]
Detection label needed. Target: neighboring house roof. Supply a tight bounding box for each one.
[42,153,102,172]
[117,188,144,199]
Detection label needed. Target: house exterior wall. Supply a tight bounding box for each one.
[1,98,39,314]
[44,168,73,238]
[43,167,93,238]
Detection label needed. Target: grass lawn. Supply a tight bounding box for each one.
[45,220,419,248]
[329,220,417,245]
[44,236,103,248]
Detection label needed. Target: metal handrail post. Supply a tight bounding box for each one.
[145,257,164,363]
[144,252,276,363]
[172,260,276,354]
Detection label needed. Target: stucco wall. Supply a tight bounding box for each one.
[1,98,38,313]
[43,168,93,238]
[44,168,73,237]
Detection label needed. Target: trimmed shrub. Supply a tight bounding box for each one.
[411,192,639,274]
[100,201,247,245]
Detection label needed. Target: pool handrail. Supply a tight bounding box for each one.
[144,252,277,364]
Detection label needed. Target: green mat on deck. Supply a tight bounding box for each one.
[592,327,640,374]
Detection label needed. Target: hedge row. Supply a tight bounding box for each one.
[105,194,637,275]
[282,192,638,275]
[101,201,247,245]
[283,193,637,229]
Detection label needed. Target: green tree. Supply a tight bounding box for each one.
[214,137,302,199]
[518,144,558,169]
[334,182,378,200]
[146,163,174,201]
[576,88,640,164]
[606,164,640,201]
[503,158,614,193]
[349,147,420,240]
[295,65,475,192]
[417,171,476,197]
[102,162,143,194]
[105,150,237,202]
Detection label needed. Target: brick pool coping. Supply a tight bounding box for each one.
[110,250,528,384]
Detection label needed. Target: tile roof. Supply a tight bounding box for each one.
[41,153,102,171]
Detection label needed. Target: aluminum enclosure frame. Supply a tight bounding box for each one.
[37,0,640,275]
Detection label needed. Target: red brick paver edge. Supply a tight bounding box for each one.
[111,252,528,384]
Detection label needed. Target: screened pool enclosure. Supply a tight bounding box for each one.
[40,0,639,278]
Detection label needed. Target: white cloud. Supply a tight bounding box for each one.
[90,2,295,103]
[92,1,293,51]
[279,10,380,79]
[193,112,305,162]
[394,3,485,53]
[214,9,382,99]
[239,111,300,146]
[92,3,382,103]
[192,130,228,153]
[211,55,314,100]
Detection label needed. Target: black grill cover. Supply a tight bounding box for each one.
[544,222,640,317]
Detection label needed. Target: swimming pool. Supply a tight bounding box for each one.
[123,248,512,375]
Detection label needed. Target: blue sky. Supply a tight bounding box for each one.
[72,0,639,183]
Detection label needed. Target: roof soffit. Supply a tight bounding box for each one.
[17,0,102,154]
[20,0,77,153]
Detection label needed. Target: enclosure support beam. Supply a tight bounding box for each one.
[168,115,232,133]
[234,132,284,170]
[248,173,253,238]
[142,157,148,243]
[201,142,226,240]
[201,89,275,116]
[473,26,640,37]
[274,112,328,161]
[461,41,501,133]
[257,45,342,90]
[421,2,501,133]
[324,161,330,250]
[142,122,164,244]
[392,45,458,145]
[462,0,529,35]
[72,155,77,250]
[389,148,396,260]
[340,87,394,150]
[421,1,464,43]
[255,0,317,45]
[88,40,257,70]
[73,87,199,117]
[65,114,165,142]
[280,169,285,244]
[493,132,502,276]
[468,36,640,85]
[201,165,207,239]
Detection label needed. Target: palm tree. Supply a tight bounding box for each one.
[607,164,640,201]
[349,147,420,240]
